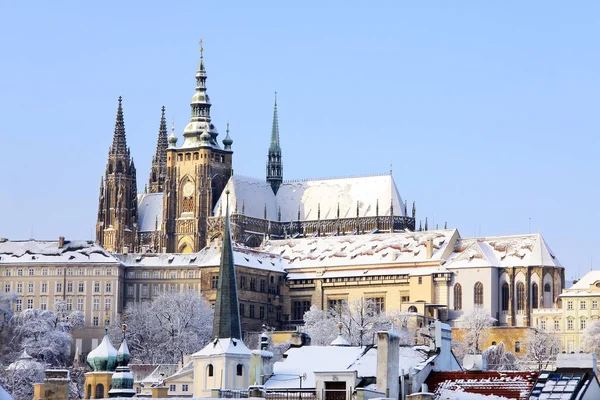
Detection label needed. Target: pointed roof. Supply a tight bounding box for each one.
[155,106,168,165]
[111,96,128,155]
[269,93,281,153]
[212,191,242,340]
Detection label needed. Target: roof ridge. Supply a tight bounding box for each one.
[283,172,391,184]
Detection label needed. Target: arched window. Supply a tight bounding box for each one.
[454,284,462,310]
[95,384,104,399]
[532,283,539,309]
[237,364,243,376]
[474,282,484,306]
[408,306,418,313]
[544,283,551,292]
[515,341,521,353]
[517,282,525,312]
[208,364,214,377]
[501,283,509,311]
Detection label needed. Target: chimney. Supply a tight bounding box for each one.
[58,236,65,248]
[426,238,433,259]
[377,331,400,400]
[123,246,129,254]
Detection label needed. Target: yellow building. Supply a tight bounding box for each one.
[557,271,600,352]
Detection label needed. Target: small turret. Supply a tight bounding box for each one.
[86,318,118,372]
[108,323,135,397]
[168,119,178,148]
[223,122,233,150]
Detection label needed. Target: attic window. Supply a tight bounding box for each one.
[31,256,36,260]
[244,257,250,262]
[190,257,197,262]
[69,255,75,260]
[168,256,175,263]
[136,256,142,262]
[257,260,262,264]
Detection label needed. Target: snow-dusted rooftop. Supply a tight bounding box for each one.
[264,344,432,389]
[565,270,600,291]
[213,174,406,222]
[117,245,287,272]
[137,193,163,232]
[192,338,251,357]
[0,239,118,264]
[263,229,458,269]
[445,234,562,269]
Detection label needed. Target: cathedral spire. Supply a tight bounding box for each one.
[111,96,128,155]
[148,106,168,193]
[212,191,242,340]
[266,92,283,194]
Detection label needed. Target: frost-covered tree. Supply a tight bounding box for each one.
[387,309,419,345]
[483,342,519,371]
[303,305,338,345]
[458,306,494,353]
[0,293,16,362]
[581,319,600,356]
[110,291,213,364]
[11,300,83,366]
[0,357,45,400]
[523,329,560,370]
[303,299,391,346]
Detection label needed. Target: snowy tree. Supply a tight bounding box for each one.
[11,300,83,366]
[457,306,494,353]
[303,305,338,345]
[110,290,213,364]
[483,342,519,371]
[581,319,600,356]
[523,329,560,370]
[386,309,419,345]
[303,299,389,346]
[0,357,45,400]
[0,293,16,362]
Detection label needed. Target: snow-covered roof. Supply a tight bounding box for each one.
[445,234,562,269]
[192,338,251,357]
[165,360,194,381]
[0,239,118,264]
[263,230,458,269]
[140,364,179,384]
[264,344,432,389]
[426,371,538,400]
[117,245,286,273]
[214,173,405,222]
[137,193,163,232]
[566,271,600,291]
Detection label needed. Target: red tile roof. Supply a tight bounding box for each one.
[426,371,539,399]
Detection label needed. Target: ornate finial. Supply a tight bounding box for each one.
[200,38,204,59]
[337,321,343,334]
[172,119,175,134]
[104,315,110,334]
[274,91,277,105]
[390,163,393,175]
[226,122,230,134]
[122,323,127,338]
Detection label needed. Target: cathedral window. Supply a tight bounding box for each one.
[474,282,484,306]
[501,283,509,311]
[182,197,194,213]
[544,283,551,292]
[531,282,539,309]
[517,282,525,312]
[453,284,462,310]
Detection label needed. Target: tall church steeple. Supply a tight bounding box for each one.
[266,93,283,194]
[96,96,139,253]
[148,106,168,193]
[212,192,242,340]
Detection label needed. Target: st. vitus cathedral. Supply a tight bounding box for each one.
[96,44,416,254]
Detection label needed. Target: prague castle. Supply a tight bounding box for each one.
[95,43,415,255]
[0,44,569,355]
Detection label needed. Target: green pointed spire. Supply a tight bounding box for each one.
[212,191,242,340]
[267,92,283,194]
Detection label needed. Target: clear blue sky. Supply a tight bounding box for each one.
[0,1,598,279]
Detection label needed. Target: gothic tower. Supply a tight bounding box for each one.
[148,106,168,193]
[161,41,233,253]
[266,93,282,194]
[96,97,139,253]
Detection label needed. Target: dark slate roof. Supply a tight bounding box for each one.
[426,371,539,399]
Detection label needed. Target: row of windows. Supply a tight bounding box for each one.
[455,281,553,312]
[5,281,112,294]
[13,297,112,312]
[175,152,226,163]
[127,283,189,297]
[2,267,114,277]
[126,270,195,280]
[566,300,599,310]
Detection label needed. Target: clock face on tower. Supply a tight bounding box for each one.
[183,182,194,197]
